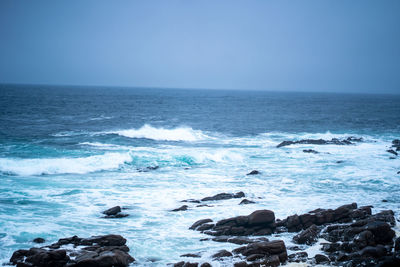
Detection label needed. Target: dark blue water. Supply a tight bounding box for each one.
[0,84,399,265]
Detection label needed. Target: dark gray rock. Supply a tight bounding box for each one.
[314,254,329,264]
[171,205,188,212]
[212,249,233,259]
[239,199,255,205]
[103,206,121,216]
[277,137,361,148]
[201,192,245,201]
[190,219,213,230]
[293,224,320,245]
[33,238,45,244]
[303,149,319,154]
[246,170,260,175]
[9,234,134,267]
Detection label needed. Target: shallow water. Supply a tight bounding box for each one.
[0,85,399,265]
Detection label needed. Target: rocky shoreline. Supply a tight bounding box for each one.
[8,202,399,267]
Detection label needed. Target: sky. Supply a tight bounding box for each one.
[0,0,399,94]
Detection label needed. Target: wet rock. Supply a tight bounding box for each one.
[190,219,213,230]
[233,240,287,266]
[336,160,345,163]
[277,137,361,148]
[171,205,188,212]
[288,252,308,263]
[247,170,260,175]
[239,199,255,205]
[9,234,134,267]
[303,149,319,154]
[182,199,201,203]
[174,262,199,267]
[33,237,45,244]
[200,263,211,267]
[102,206,129,218]
[212,249,233,259]
[193,209,275,236]
[314,254,329,264]
[387,149,398,156]
[103,206,121,216]
[201,191,245,201]
[138,166,159,172]
[180,253,201,258]
[293,224,320,245]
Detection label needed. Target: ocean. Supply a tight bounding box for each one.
[0,84,399,266]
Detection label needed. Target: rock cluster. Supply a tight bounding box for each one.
[277,137,362,148]
[9,234,134,267]
[190,203,399,266]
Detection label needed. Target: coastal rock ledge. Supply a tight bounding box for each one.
[9,234,134,267]
[190,203,400,266]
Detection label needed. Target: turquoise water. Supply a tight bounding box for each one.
[0,85,399,265]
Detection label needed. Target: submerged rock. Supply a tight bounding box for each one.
[9,234,134,267]
[246,170,260,175]
[387,149,398,156]
[239,199,255,205]
[303,149,319,154]
[33,237,45,244]
[201,191,245,201]
[171,205,189,212]
[277,137,362,148]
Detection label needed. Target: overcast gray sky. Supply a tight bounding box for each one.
[0,0,399,94]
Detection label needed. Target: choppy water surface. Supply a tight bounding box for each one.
[0,85,399,265]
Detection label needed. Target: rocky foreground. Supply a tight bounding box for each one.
[9,202,399,267]
[9,235,134,267]
[186,203,399,267]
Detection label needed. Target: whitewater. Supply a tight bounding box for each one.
[0,86,399,266]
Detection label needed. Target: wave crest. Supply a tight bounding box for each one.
[112,124,209,141]
[0,153,132,176]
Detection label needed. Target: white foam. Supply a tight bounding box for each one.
[111,124,210,142]
[0,152,132,176]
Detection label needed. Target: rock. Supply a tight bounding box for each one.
[382,199,389,202]
[180,253,201,258]
[9,234,134,267]
[174,262,199,267]
[103,206,121,216]
[288,252,308,263]
[201,192,245,201]
[233,240,287,265]
[387,149,398,156]
[190,219,213,230]
[192,209,275,236]
[138,166,159,172]
[303,149,319,154]
[182,199,201,203]
[171,205,188,212]
[276,137,361,148]
[246,170,260,175]
[293,224,320,245]
[102,206,129,218]
[212,249,233,259]
[336,160,345,163]
[33,237,45,244]
[239,199,255,205]
[200,263,211,267]
[248,210,275,225]
[314,254,329,264]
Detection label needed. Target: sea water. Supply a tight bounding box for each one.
[0,84,399,266]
